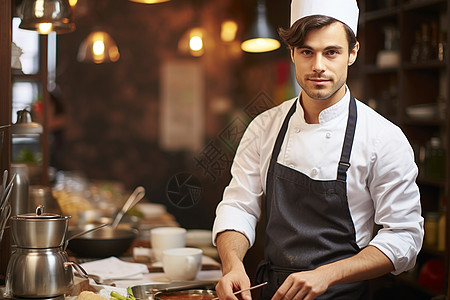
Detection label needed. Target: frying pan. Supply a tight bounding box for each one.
[67,225,138,258]
[67,186,145,258]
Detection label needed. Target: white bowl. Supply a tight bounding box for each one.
[136,203,166,219]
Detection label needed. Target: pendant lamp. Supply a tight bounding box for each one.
[178,27,206,57]
[77,30,120,64]
[241,0,280,53]
[19,0,75,34]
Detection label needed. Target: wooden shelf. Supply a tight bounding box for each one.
[354,0,450,298]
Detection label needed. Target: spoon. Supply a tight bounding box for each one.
[211,282,268,300]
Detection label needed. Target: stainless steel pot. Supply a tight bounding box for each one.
[5,205,88,298]
[10,205,70,248]
[5,247,86,298]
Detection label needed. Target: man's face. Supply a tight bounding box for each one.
[291,22,359,104]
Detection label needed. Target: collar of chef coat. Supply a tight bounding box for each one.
[295,87,351,125]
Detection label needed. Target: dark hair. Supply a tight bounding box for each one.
[278,15,358,52]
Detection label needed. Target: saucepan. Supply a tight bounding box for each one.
[66,186,145,258]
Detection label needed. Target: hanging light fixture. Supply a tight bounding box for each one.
[19,0,75,34]
[128,0,170,3]
[77,30,120,64]
[221,20,238,42]
[241,0,280,53]
[178,27,206,57]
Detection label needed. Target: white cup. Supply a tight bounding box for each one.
[162,247,203,281]
[150,227,187,261]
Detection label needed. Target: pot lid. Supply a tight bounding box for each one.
[16,205,68,219]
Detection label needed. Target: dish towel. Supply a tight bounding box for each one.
[81,256,149,282]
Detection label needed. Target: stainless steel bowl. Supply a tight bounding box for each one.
[154,289,216,300]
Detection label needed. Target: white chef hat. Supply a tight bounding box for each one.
[290,0,359,35]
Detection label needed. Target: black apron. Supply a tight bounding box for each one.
[255,95,371,299]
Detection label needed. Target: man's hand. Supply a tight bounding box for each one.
[215,269,252,300]
[272,268,331,300]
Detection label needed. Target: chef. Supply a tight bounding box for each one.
[212,0,424,299]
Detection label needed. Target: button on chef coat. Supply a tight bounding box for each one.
[213,88,424,275]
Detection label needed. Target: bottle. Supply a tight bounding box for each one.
[438,32,447,62]
[424,137,446,180]
[10,164,29,216]
[424,212,439,247]
[438,209,446,251]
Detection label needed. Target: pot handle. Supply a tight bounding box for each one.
[65,261,89,279]
[64,223,109,251]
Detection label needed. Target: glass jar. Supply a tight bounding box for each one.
[438,211,446,251]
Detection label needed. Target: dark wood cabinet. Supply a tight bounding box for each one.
[351,0,450,298]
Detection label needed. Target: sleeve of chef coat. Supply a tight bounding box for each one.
[367,125,424,275]
[212,111,269,247]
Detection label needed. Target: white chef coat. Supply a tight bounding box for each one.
[213,88,424,275]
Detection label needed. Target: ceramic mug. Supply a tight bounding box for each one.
[162,247,203,281]
[150,227,186,261]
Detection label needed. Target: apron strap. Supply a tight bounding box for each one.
[269,100,297,164]
[337,94,357,182]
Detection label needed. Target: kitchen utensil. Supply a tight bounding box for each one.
[5,205,88,298]
[211,282,268,300]
[10,164,29,216]
[1,170,7,200]
[154,289,216,300]
[67,225,138,258]
[0,172,15,211]
[5,247,87,298]
[111,186,146,229]
[0,173,16,211]
[10,205,70,248]
[0,203,11,242]
[64,222,108,250]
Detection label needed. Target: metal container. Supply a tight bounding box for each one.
[10,163,29,216]
[154,289,216,300]
[5,205,87,298]
[6,248,75,298]
[10,206,70,248]
[132,282,217,300]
